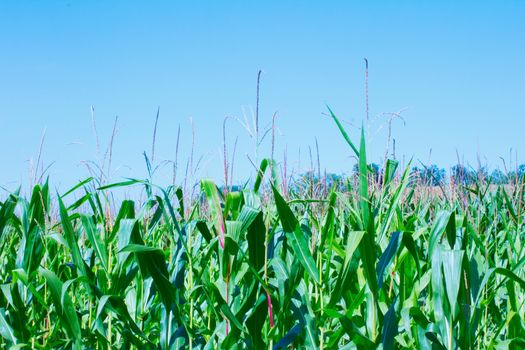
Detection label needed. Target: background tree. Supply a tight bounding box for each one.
[507,164,525,184]
[411,164,446,186]
[490,169,508,185]
[451,164,475,185]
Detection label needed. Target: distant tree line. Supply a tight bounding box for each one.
[290,163,525,194]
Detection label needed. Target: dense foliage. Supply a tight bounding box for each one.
[1,113,525,349]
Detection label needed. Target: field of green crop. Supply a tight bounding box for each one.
[1,113,525,349]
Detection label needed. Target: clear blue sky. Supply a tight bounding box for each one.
[1,1,524,191]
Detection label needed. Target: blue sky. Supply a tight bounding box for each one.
[1,1,524,191]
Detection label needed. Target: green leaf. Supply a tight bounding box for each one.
[81,214,109,274]
[474,267,525,307]
[201,179,226,248]
[57,194,89,279]
[196,220,213,243]
[273,324,302,350]
[321,191,337,285]
[272,185,320,284]
[271,185,298,232]
[247,211,265,272]
[0,308,17,345]
[208,283,244,332]
[40,268,81,342]
[330,231,365,305]
[254,159,280,193]
[441,249,464,318]
[378,163,411,243]
[377,231,401,290]
[381,301,398,350]
[0,193,18,241]
[428,211,451,259]
[445,211,456,249]
[254,159,269,193]
[97,178,141,190]
[357,127,378,301]
[62,176,94,197]
[121,241,176,309]
[382,159,399,188]
[326,105,359,157]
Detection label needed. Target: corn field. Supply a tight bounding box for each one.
[1,113,525,349]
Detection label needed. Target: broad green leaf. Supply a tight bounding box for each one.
[441,249,464,318]
[377,231,401,290]
[40,268,81,342]
[381,301,398,350]
[81,214,109,274]
[330,231,365,305]
[272,185,320,284]
[428,210,452,259]
[57,194,89,279]
[0,308,17,345]
[201,179,226,248]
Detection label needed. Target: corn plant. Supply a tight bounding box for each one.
[1,110,525,349]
